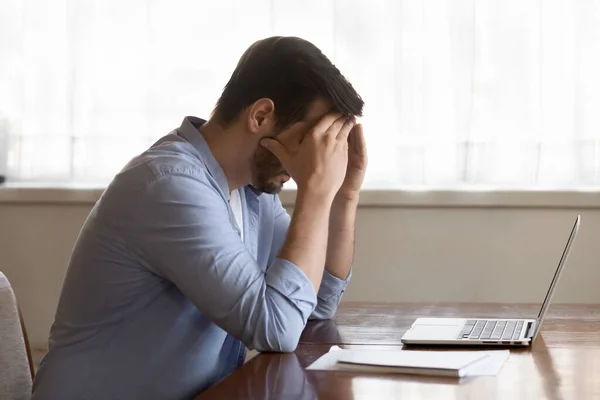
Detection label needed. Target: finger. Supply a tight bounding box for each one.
[351,123,366,153]
[347,124,357,148]
[324,116,349,139]
[260,138,292,165]
[336,118,355,142]
[312,112,344,135]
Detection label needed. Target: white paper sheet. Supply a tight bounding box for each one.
[306,346,509,377]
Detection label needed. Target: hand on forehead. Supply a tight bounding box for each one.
[277,111,348,148]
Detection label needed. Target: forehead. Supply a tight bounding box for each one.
[280,97,332,138]
[304,97,332,126]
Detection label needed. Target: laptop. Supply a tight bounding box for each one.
[401,215,580,347]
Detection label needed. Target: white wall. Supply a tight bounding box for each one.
[1,196,598,354]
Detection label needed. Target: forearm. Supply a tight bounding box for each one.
[325,194,359,279]
[277,189,334,292]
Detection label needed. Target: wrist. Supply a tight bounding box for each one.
[334,190,361,204]
[297,185,337,206]
[330,192,359,223]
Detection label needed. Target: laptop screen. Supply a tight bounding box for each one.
[532,215,580,341]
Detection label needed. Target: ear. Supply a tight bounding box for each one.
[247,98,276,136]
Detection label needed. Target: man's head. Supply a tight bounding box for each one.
[213,36,364,194]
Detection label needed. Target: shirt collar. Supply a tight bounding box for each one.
[177,116,230,198]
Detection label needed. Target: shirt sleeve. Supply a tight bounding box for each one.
[271,194,351,321]
[130,173,317,353]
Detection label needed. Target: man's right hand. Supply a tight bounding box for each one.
[260,114,355,201]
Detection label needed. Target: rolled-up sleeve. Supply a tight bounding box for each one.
[131,173,317,353]
[271,195,350,321]
[309,268,351,320]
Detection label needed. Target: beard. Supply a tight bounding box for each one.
[251,145,290,194]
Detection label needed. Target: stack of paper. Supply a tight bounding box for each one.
[306,346,509,378]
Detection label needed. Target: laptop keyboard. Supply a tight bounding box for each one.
[457,319,525,341]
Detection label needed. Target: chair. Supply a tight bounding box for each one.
[0,272,34,400]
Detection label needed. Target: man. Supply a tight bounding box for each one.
[32,36,365,399]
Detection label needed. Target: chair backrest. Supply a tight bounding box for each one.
[0,272,34,400]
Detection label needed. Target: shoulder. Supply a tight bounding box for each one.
[123,132,210,183]
[99,133,225,213]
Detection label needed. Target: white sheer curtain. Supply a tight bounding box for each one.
[1,0,600,188]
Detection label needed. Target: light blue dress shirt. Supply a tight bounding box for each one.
[31,117,351,399]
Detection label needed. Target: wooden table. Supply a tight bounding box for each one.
[195,303,600,399]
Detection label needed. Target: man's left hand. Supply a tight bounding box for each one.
[338,123,367,201]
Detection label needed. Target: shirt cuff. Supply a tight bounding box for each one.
[266,258,318,317]
[317,268,352,301]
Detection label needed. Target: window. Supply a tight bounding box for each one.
[1,0,600,188]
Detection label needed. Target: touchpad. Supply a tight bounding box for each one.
[407,324,461,340]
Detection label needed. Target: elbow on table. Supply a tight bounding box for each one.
[251,306,308,353]
[309,305,337,321]
[253,324,302,353]
[257,338,298,353]
[249,276,317,353]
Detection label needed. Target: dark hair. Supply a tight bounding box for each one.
[214,36,364,130]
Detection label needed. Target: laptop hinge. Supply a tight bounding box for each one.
[525,320,537,339]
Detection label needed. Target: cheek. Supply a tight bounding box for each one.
[256,147,281,169]
[253,149,279,180]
